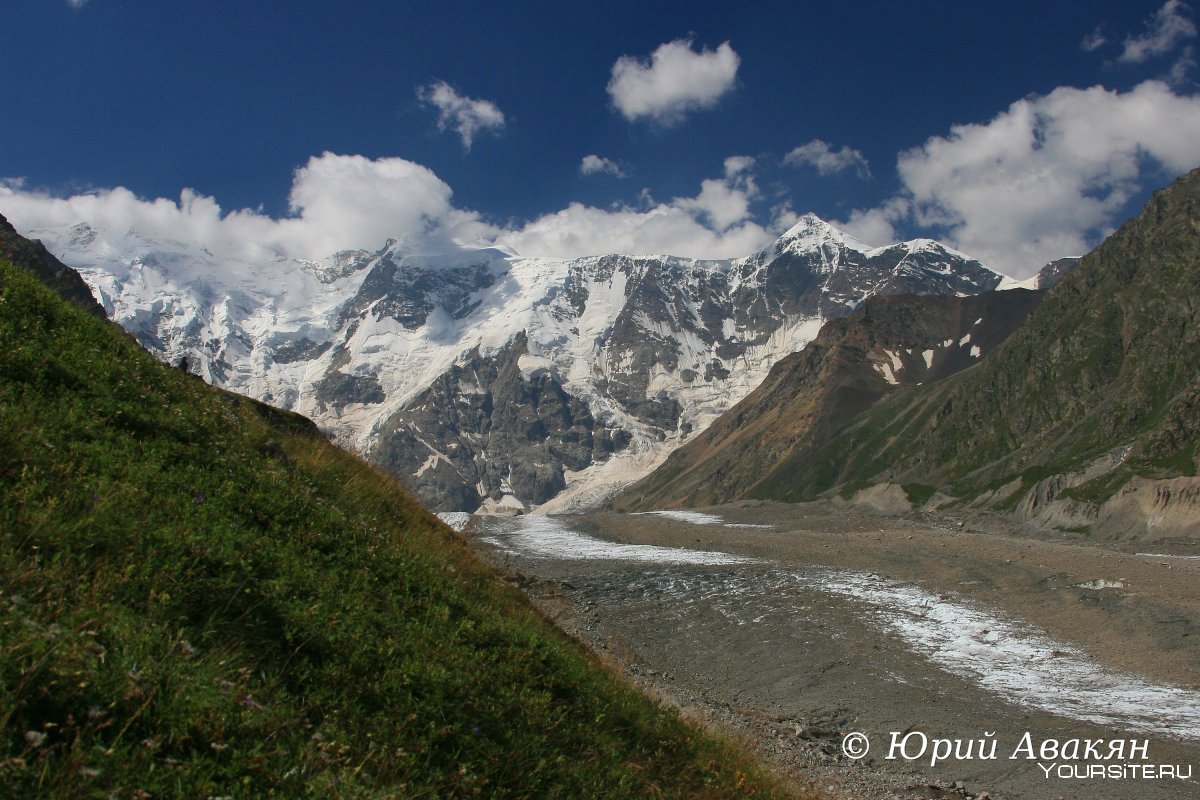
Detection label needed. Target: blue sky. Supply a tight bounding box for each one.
[4,0,1200,276]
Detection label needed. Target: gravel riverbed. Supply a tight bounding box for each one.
[465,501,1200,800]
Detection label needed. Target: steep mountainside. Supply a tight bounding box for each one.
[736,168,1200,539]
[21,212,1003,512]
[0,244,790,797]
[0,212,106,317]
[614,289,1044,510]
[1028,256,1080,289]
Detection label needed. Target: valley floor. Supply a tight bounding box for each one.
[465,502,1200,800]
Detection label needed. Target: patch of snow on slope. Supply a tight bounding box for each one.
[886,349,903,372]
[874,355,900,385]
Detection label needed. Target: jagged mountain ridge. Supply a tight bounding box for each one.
[25,213,1004,512]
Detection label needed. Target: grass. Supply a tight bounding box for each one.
[0,258,799,798]
[901,484,937,508]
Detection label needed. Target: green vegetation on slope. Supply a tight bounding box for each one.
[0,258,790,798]
[749,168,1200,508]
[615,289,1043,511]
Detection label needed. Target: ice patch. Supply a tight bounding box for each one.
[1074,579,1125,590]
[635,511,775,530]
[969,344,981,358]
[921,349,934,369]
[1137,553,1200,560]
[494,515,754,565]
[635,510,727,525]
[436,512,473,532]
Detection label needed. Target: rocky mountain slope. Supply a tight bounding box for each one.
[677,169,1200,540]
[0,212,106,318]
[21,213,1004,512]
[614,288,1046,510]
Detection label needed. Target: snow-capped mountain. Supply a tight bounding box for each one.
[30,213,1003,512]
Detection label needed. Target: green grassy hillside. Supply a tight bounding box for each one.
[0,257,792,798]
[613,289,1042,511]
[748,168,1200,513]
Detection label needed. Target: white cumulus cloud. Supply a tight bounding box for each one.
[784,139,871,178]
[417,80,506,150]
[833,198,910,249]
[1121,0,1197,63]
[722,155,755,177]
[671,155,758,231]
[607,39,739,126]
[280,153,494,254]
[886,80,1200,277]
[496,202,771,261]
[1,152,496,264]
[579,154,626,177]
[1,153,777,268]
[498,158,771,259]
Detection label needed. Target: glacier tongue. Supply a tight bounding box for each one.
[33,216,1003,513]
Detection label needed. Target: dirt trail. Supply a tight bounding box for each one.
[467,501,1200,800]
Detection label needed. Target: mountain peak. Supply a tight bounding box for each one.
[779,212,836,240]
[776,212,873,255]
